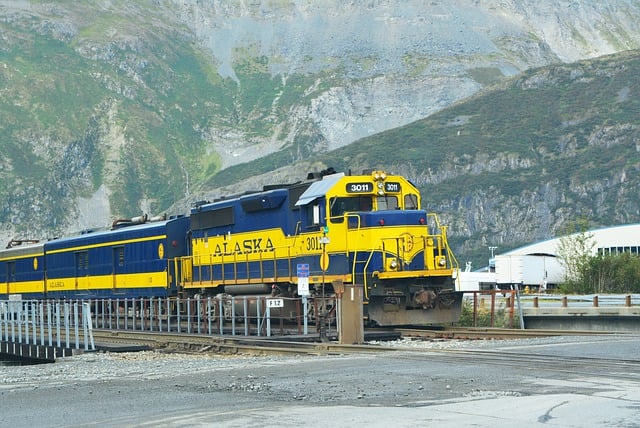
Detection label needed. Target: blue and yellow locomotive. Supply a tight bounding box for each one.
[180,169,462,326]
[0,168,462,326]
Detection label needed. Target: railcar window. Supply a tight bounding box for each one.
[376,196,398,210]
[76,251,89,272]
[8,261,15,282]
[404,194,418,209]
[302,204,321,230]
[114,246,124,267]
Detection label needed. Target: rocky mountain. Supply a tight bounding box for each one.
[321,49,640,266]
[1,1,639,263]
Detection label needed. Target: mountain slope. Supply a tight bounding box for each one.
[0,0,639,261]
[326,50,640,265]
[177,49,640,266]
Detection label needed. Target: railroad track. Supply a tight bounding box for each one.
[85,326,623,356]
[394,345,640,382]
[81,328,640,383]
[391,326,630,340]
[89,329,397,356]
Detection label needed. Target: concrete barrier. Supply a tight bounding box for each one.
[523,306,640,331]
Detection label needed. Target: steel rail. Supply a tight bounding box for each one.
[392,345,640,382]
[86,329,398,356]
[391,326,632,340]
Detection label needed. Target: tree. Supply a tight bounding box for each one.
[556,220,595,288]
[580,253,640,294]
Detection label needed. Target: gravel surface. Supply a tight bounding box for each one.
[3,335,640,427]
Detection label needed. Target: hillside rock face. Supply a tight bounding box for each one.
[172,0,640,159]
[0,0,639,261]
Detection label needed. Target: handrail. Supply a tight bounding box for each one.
[427,213,460,273]
[344,213,362,281]
[179,214,460,292]
[180,238,302,287]
[362,236,386,300]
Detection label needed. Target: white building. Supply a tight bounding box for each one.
[503,224,640,257]
[457,223,640,291]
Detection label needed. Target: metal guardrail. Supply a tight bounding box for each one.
[462,291,640,330]
[85,296,336,338]
[518,293,640,308]
[0,295,339,361]
[1,300,95,353]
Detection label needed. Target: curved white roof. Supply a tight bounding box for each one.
[504,224,640,257]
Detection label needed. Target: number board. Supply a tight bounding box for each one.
[267,298,284,308]
[385,182,401,192]
[346,182,373,193]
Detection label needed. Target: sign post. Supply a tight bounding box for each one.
[297,264,310,335]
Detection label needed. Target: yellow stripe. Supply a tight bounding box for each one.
[5,280,46,294]
[46,271,169,292]
[46,234,166,254]
[0,253,44,262]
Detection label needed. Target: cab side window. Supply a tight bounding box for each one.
[303,203,321,231]
[329,196,373,223]
[404,194,418,209]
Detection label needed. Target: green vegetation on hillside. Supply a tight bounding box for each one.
[0,5,338,231]
[1,2,639,269]
[216,50,640,266]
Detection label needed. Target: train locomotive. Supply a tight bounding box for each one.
[0,169,463,326]
[174,168,463,326]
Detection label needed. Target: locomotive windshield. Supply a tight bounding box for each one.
[376,196,398,210]
[330,196,373,217]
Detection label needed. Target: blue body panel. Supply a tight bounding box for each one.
[0,216,190,300]
[0,242,46,299]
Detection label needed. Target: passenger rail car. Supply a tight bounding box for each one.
[0,240,46,299]
[0,216,189,300]
[180,169,463,326]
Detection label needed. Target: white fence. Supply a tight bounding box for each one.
[86,296,335,337]
[1,300,95,353]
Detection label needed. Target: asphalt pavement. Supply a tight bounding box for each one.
[2,334,640,427]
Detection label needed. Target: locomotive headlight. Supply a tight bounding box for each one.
[380,172,386,180]
[387,258,399,270]
[378,190,385,195]
[438,257,447,267]
[373,172,380,180]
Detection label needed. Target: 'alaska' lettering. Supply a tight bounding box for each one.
[213,238,275,256]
